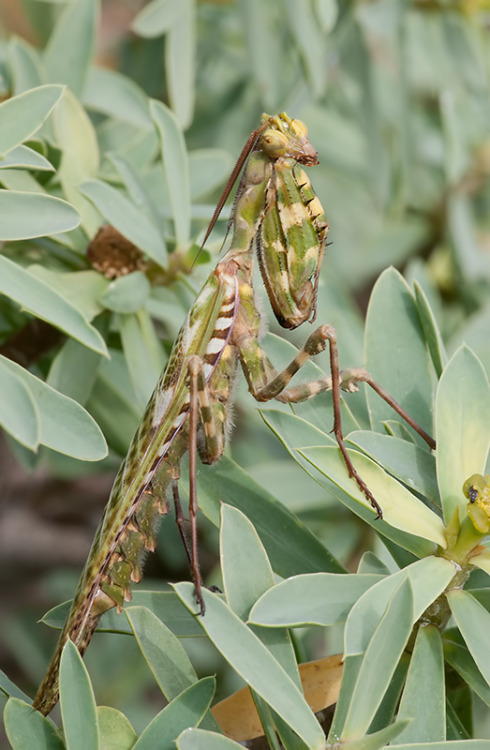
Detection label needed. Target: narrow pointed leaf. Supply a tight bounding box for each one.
[447,589,490,689]
[0,360,40,449]
[301,446,446,548]
[166,0,195,128]
[0,191,80,240]
[0,85,63,155]
[0,256,107,354]
[346,431,438,503]
[60,640,99,750]
[344,721,410,750]
[0,671,33,703]
[0,145,54,171]
[132,0,183,36]
[150,100,190,247]
[220,504,301,694]
[397,626,445,743]
[249,573,383,627]
[342,579,414,740]
[435,346,490,521]
[443,637,490,707]
[44,0,97,96]
[0,356,107,460]
[42,590,203,637]
[174,583,325,749]
[413,281,447,377]
[124,606,198,700]
[345,557,455,656]
[84,68,152,128]
[177,728,243,749]
[262,408,439,558]
[365,268,433,436]
[118,311,164,406]
[133,678,215,750]
[52,87,100,234]
[221,504,276,620]
[81,179,167,266]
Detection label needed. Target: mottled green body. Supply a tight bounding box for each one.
[34,113,331,715]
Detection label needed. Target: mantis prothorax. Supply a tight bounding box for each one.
[33,112,434,715]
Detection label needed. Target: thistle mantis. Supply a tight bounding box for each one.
[33,112,434,715]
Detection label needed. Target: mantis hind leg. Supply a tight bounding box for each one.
[177,355,233,614]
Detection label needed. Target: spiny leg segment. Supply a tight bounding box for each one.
[232,322,435,518]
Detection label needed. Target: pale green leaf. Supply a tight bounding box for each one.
[8,38,43,94]
[118,311,163,406]
[47,338,103,405]
[0,355,108,460]
[0,145,54,171]
[192,455,344,576]
[28,267,107,322]
[365,268,433,438]
[413,281,447,378]
[81,179,167,266]
[249,573,383,627]
[0,191,79,240]
[284,0,326,99]
[396,626,445,743]
[300,446,446,548]
[97,706,136,750]
[344,557,455,657]
[447,589,490,689]
[132,0,183,37]
[221,504,275,620]
[0,360,39,449]
[0,85,63,155]
[344,722,409,750]
[342,579,413,740]
[42,591,202,638]
[0,257,106,355]
[43,0,97,97]
[177,728,243,749]
[189,149,233,200]
[0,670,33,703]
[314,0,338,33]
[346,431,438,504]
[174,583,325,750]
[124,606,198,700]
[150,99,190,248]
[4,697,65,750]
[60,641,99,750]
[166,0,195,129]
[52,87,100,235]
[133,678,215,750]
[84,68,152,129]
[444,637,490,707]
[101,272,151,314]
[435,346,490,521]
[220,505,300,687]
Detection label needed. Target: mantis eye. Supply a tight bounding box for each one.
[260,129,289,157]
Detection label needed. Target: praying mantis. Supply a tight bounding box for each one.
[33,112,434,715]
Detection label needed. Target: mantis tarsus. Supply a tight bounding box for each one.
[33,112,435,715]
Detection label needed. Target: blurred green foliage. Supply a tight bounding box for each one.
[0,0,489,747]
